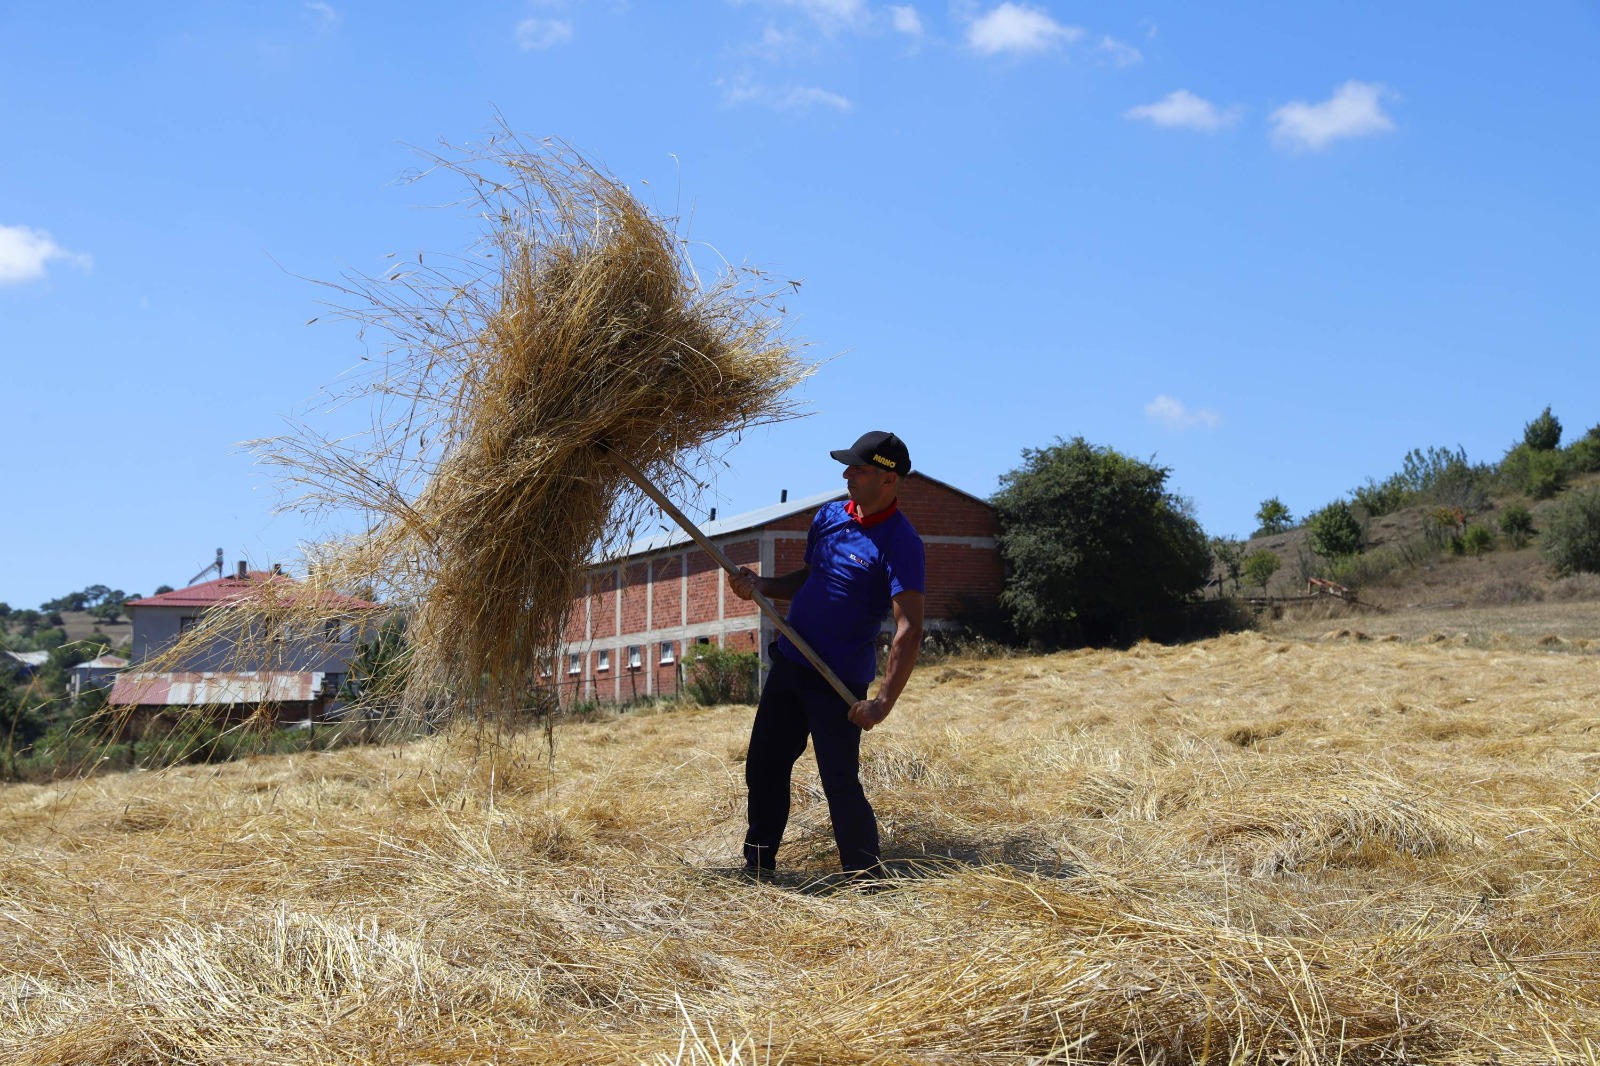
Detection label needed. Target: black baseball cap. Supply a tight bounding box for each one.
[831,431,911,477]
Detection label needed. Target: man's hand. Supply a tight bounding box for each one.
[848,697,891,731]
[728,567,759,601]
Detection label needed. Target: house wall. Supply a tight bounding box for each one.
[69,665,122,700]
[130,605,368,678]
[558,474,1003,705]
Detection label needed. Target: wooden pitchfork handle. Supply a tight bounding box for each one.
[608,452,860,707]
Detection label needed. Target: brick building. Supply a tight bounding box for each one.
[557,472,1003,704]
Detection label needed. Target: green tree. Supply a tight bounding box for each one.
[1253,497,1293,536]
[1306,500,1364,559]
[1241,549,1281,589]
[1,678,49,766]
[344,616,410,711]
[153,584,175,596]
[91,599,126,626]
[1541,488,1600,576]
[993,438,1212,646]
[1500,444,1568,499]
[1210,536,1245,593]
[1523,406,1562,451]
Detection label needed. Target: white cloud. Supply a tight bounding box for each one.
[721,76,853,113]
[782,85,853,111]
[775,0,869,32]
[1124,89,1238,132]
[304,1,341,32]
[1097,35,1141,66]
[889,5,923,37]
[0,224,91,285]
[515,17,573,51]
[1269,80,1397,151]
[1145,395,1220,431]
[967,2,1082,56]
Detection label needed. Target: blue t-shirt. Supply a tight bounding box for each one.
[775,500,926,686]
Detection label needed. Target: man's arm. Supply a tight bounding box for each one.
[848,589,924,731]
[728,566,810,602]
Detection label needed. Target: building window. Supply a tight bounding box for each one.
[178,616,198,635]
[597,649,611,672]
[322,672,345,696]
[567,653,581,675]
[325,619,354,643]
[627,645,642,669]
[660,641,675,664]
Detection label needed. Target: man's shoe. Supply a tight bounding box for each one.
[739,865,775,884]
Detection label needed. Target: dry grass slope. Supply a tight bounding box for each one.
[3,633,1598,1063]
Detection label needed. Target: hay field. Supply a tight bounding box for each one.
[3,632,1598,1064]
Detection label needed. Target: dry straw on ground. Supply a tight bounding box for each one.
[134,129,809,724]
[6,632,1599,1063]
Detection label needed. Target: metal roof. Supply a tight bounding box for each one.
[73,655,128,671]
[5,650,50,668]
[127,573,377,611]
[597,487,845,562]
[109,670,325,707]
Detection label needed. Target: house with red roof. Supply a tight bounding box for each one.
[109,562,379,723]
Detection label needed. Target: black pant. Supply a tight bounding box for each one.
[743,654,879,873]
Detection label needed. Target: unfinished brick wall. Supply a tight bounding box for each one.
[620,563,649,636]
[897,475,1000,539]
[590,570,618,640]
[685,550,719,626]
[651,555,683,629]
[722,540,759,620]
[561,472,1003,703]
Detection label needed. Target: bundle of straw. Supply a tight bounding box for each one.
[244,129,810,719]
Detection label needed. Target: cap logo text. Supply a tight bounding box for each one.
[872,454,896,469]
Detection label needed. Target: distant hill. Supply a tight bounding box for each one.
[58,609,132,650]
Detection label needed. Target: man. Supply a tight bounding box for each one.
[728,430,926,878]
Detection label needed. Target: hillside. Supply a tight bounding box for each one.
[1237,469,1600,646]
[3,634,1596,1063]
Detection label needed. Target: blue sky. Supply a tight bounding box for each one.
[3,2,1598,608]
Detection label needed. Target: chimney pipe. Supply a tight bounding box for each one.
[708,507,717,521]
[236,561,248,579]
[781,489,788,503]
[271,563,283,576]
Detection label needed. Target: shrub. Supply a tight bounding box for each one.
[1523,406,1562,451]
[1324,547,1405,589]
[1500,444,1568,499]
[683,645,760,705]
[1306,500,1364,559]
[1460,523,1495,556]
[1566,437,1600,474]
[1423,507,1466,551]
[1498,504,1535,548]
[1541,488,1600,576]
[1526,449,1567,499]
[1241,549,1281,589]
[1352,476,1409,518]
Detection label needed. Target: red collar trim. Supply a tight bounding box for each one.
[845,498,899,528]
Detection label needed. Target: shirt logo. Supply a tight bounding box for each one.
[849,553,864,564]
